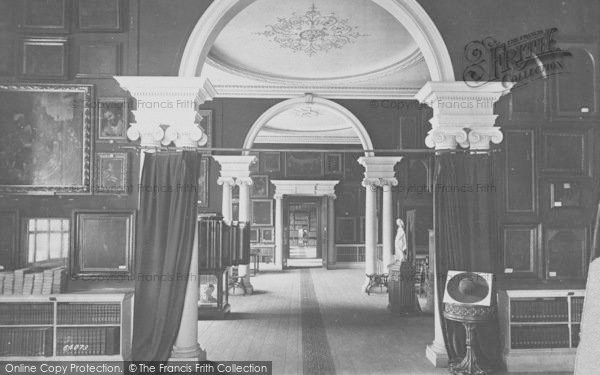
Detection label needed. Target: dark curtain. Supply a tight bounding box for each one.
[434,151,502,369]
[132,151,200,361]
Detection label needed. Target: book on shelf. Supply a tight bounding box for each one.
[56,327,120,356]
[0,327,53,356]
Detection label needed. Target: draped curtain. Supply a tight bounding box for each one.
[434,151,502,369]
[132,151,200,361]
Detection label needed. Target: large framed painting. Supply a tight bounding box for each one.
[0,84,93,194]
[95,152,128,194]
[97,98,128,141]
[76,0,123,32]
[71,210,135,279]
[21,0,69,33]
[20,37,68,79]
[252,200,273,226]
[285,152,323,177]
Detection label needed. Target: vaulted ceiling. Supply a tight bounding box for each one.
[203,0,430,144]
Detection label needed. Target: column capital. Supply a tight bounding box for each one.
[115,76,216,148]
[235,177,253,186]
[217,177,235,186]
[415,81,514,150]
[358,156,403,182]
[212,155,257,180]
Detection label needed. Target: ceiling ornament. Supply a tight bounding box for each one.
[293,93,321,117]
[254,3,368,57]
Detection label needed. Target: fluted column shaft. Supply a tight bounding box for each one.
[382,183,394,270]
[274,194,284,269]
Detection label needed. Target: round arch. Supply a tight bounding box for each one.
[178,0,455,82]
[242,97,375,156]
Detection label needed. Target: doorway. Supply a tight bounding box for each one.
[286,197,322,268]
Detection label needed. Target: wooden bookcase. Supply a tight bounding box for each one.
[0,292,133,360]
[498,289,584,372]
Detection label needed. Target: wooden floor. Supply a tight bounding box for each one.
[197,266,572,375]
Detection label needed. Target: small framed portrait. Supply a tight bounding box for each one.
[97,98,128,140]
[324,153,343,175]
[71,210,135,279]
[76,0,123,32]
[95,153,128,194]
[20,37,68,79]
[261,228,274,243]
[252,200,273,226]
[261,152,281,173]
[251,175,269,198]
[198,274,218,308]
[21,0,69,32]
[250,228,259,243]
[198,157,209,207]
[550,181,582,208]
[232,200,239,222]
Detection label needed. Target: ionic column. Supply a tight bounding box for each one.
[362,179,379,291]
[358,156,403,293]
[381,180,397,270]
[416,81,513,367]
[274,193,284,270]
[114,77,216,362]
[217,177,234,224]
[237,176,254,294]
[170,220,206,360]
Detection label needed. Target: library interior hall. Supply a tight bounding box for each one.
[1,1,600,374]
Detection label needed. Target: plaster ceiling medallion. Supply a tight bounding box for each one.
[254,3,368,57]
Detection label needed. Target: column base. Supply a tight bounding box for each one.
[169,343,207,361]
[426,342,448,368]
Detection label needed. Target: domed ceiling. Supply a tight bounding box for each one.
[204,0,430,99]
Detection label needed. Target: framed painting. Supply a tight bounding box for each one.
[95,153,128,194]
[0,84,93,194]
[76,0,123,32]
[251,175,269,198]
[21,0,69,32]
[21,37,68,79]
[249,151,259,172]
[198,157,209,207]
[324,153,343,175]
[250,228,259,243]
[252,200,273,226]
[261,152,281,173]
[550,181,582,208]
[232,200,239,222]
[261,227,274,243]
[285,152,323,177]
[71,210,135,279]
[198,109,213,153]
[97,98,127,140]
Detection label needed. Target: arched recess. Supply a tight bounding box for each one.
[178,0,455,82]
[242,97,375,156]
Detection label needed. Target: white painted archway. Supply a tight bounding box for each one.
[242,96,375,156]
[178,0,455,82]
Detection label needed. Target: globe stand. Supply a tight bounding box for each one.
[443,303,494,375]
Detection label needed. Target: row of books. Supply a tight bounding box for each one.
[0,303,53,325]
[511,325,571,349]
[0,266,65,295]
[57,303,121,325]
[571,297,584,322]
[56,327,120,356]
[511,298,568,322]
[0,327,53,356]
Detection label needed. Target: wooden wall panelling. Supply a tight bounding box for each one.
[544,227,589,280]
[542,129,590,176]
[504,128,537,213]
[502,223,540,279]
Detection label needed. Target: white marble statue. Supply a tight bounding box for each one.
[395,218,408,262]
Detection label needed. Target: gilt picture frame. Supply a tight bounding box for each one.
[95,152,128,195]
[0,84,93,194]
[97,98,128,141]
[71,210,135,279]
